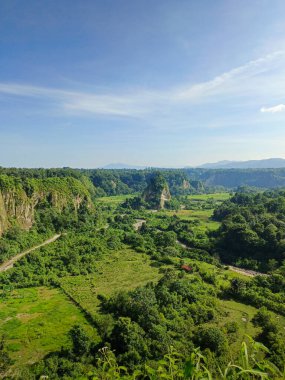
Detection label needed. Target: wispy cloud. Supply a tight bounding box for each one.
[0,50,284,119]
[173,51,284,101]
[260,104,285,113]
[0,83,145,117]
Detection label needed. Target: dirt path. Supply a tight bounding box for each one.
[228,265,268,277]
[0,234,61,272]
[176,239,267,277]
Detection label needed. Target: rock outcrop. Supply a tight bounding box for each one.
[0,175,93,236]
[142,173,171,209]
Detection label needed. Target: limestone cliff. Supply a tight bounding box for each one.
[142,173,171,209]
[0,175,93,236]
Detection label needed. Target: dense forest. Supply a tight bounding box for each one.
[0,168,285,378]
[213,190,285,271]
[3,166,285,197]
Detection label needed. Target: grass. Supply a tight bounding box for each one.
[96,192,231,209]
[218,299,285,354]
[60,247,161,318]
[151,209,221,231]
[0,287,97,369]
[96,192,229,231]
[178,259,285,355]
[187,192,231,201]
[96,194,136,205]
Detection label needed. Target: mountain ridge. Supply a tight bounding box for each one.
[196,158,285,169]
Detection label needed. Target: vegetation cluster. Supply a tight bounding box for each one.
[0,168,285,379]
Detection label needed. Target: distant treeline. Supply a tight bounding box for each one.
[0,167,205,196]
[185,168,285,188]
[2,166,285,196]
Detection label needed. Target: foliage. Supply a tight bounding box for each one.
[213,190,285,271]
[1,170,285,378]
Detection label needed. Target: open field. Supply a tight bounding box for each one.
[147,192,231,231]
[0,287,96,369]
[152,209,221,230]
[96,194,136,205]
[60,247,161,318]
[187,192,231,201]
[218,299,285,352]
[97,192,231,205]
[96,192,230,231]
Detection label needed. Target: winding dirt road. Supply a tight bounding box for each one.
[227,265,268,277]
[0,234,61,272]
[176,239,267,277]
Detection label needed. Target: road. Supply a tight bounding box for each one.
[176,239,267,277]
[227,265,268,277]
[0,234,61,272]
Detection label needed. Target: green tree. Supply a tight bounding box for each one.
[69,325,91,357]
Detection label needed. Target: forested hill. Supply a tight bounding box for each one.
[83,168,285,195]
[2,167,285,197]
[185,168,285,188]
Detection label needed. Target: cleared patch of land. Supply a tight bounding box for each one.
[187,192,231,201]
[155,209,220,230]
[0,287,96,369]
[60,247,161,318]
[97,194,136,205]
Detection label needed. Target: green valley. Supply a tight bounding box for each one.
[0,168,285,379]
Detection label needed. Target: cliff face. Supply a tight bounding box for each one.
[0,175,93,236]
[0,191,9,235]
[159,187,171,209]
[0,188,34,233]
[142,173,171,209]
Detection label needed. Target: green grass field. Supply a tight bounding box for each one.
[0,287,96,369]
[187,192,231,201]
[153,209,220,230]
[60,247,161,318]
[146,192,231,231]
[96,192,230,231]
[97,192,230,205]
[96,194,136,205]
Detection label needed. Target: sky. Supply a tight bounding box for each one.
[0,0,285,168]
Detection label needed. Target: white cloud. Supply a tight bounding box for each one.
[260,104,285,113]
[0,50,284,119]
[173,51,284,101]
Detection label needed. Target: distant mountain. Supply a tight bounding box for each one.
[197,158,285,169]
[101,163,147,170]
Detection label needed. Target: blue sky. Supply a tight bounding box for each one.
[1,0,285,168]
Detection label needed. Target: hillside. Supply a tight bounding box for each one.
[0,169,284,379]
[83,167,285,194]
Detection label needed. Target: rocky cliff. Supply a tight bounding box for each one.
[142,173,171,209]
[0,175,93,236]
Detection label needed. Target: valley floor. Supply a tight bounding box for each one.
[1,191,285,375]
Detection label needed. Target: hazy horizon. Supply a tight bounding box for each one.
[1,1,285,167]
[2,157,285,170]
